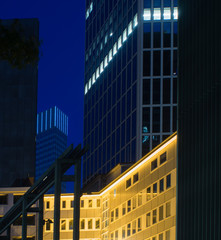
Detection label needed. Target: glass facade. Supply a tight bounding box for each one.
[83,0,177,186]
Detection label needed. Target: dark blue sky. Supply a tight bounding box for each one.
[0,0,85,146]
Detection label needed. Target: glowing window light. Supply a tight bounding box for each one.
[163,8,171,19]
[113,43,117,56]
[108,49,113,62]
[118,36,122,49]
[133,14,138,28]
[174,7,178,19]
[104,56,108,68]
[88,79,91,89]
[128,21,132,35]
[85,84,88,95]
[123,28,127,42]
[92,74,95,84]
[100,61,104,73]
[90,2,93,13]
[143,9,151,20]
[96,68,100,79]
[153,8,161,20]
[86,10,89,19]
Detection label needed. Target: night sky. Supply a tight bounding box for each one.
[0,0,85,147]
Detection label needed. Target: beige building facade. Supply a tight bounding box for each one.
[44,133,177,240]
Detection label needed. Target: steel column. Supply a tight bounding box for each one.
[22,197,27,240]
[38,196,44,240]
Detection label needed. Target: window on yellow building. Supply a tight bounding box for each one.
[146,186,151,201]
[138,192,142,206]
[122,203,126,215]
[160,178,164,192]
[126,178,131,189]
[70,200,74,208]
[88,219,93,229]
[133,173,139,183]
[111,233,114,240]
[138,217,142,232]
[62,201,66,208]
[132,220,136,234]
[46,221,50,231]
[69,219,73,230]
[122,226,126,239]
[46,201,50,209]
[115,208,119,220]
[81,200,84,208]
[166,202,171,217]
[153,183,157,197]
[159,205,164,221]
[80,219,85,229]
[159,233,163,240]
[153,209,157,224]
[111,210,114,222]
[115,230,118,240]
[151,158,158,171]
[95,219,100,229]
[166,174,171,189]
[88,199,92,207]
[61,220,66,230]
[97,199,101,207]
[166,230,170,240]
[160,152,167,164]
[146,212,151,227]
[127,223,131,237]
[132,196,137,209]
[127,200,131,212]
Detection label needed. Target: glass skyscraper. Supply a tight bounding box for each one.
[36,106,68,183]
[83,0,178,186]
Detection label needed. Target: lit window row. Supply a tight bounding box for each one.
[80,218,100,230]
[85,14,138,95]
[45,199,74,210]
[125,172,139,189]
[146,201,171,227]
[146,230,171,240]
[86,2,93,19]
[80,198,101,208]
[143,7,178,21]
[151,151,167,171]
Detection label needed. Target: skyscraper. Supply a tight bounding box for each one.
[177,0,221,239]
[36,106,68,182]
[0,18,39,187]
[83,0,178,186]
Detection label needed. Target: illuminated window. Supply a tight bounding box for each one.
[132,220,136,234]
[104,56,108,68]
[80,219,85,229]
[133,14,138,28]
[81,200,84,208]
[164,8,171,19]
[91,74,95,84]
[90,2,93,13]
[160,178,164,192]
[154,8,161,20]
[105,34,108,44]
[166,202,171,217]
[144,9,151,20]
[128,21,132,35]
[97,199,101,207]
[153,183,158,197]
[127,199,131,212]
[88,199,92,207]
[127,223,131,237]
[62,201,66,208]
[146,212,151,227]
[159,205,164,221]
[115,208,119,220]
[88,79,91,90]
[96,67,100,79]
[137,217,142,231]
[122,203,126,215]
[88,219,92,229]
[118,36,122,49]
[113,43,117,56]
[123,28,127,42]
[166,174,171,188]
[174,7,178,19]
[109,49,113,62]
[111,210,114,222]
[160,152,167,164]
[69,219,73,230]
[153,209,157,224]
[95,219,100,229]
[61,220,66,230]
[133,173,139,183]
[151,159,158,171]
[166,230,170,240]
[100,61,104,73]
[146,187,151,201]
[126,178,131,189]
[86,10,89,19]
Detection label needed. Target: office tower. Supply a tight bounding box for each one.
[36,106,68,184]
[177,1,221,240]
[83,0,178,186]
[0,19,39,187]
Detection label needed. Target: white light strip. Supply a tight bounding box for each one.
[144,7,179,21]
[86,1,93,19]
[85,14,138,95]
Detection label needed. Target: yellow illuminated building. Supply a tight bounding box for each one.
[44,133,177,240]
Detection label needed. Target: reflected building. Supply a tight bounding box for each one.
[83,0,178,186]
